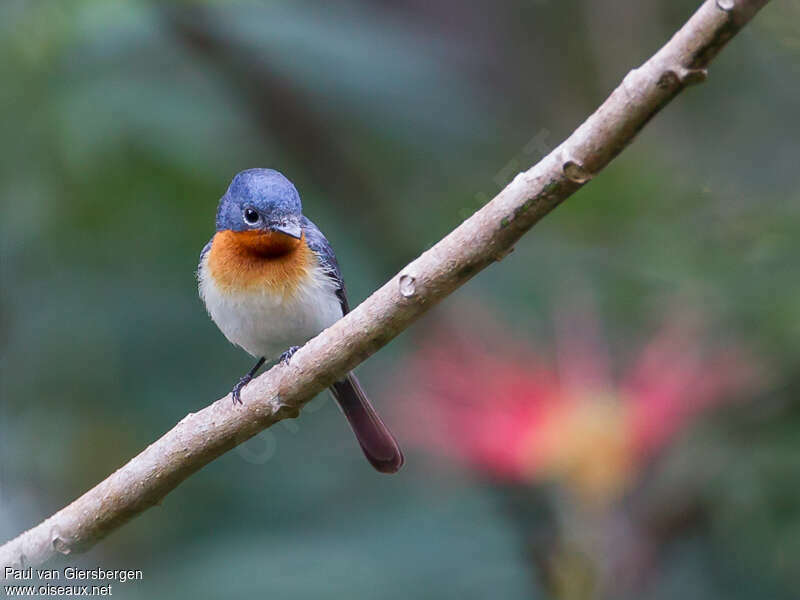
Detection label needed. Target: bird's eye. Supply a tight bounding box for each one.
[243,207,260,225]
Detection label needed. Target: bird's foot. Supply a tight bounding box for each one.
[231,374,253,405]
[280,346,301,365]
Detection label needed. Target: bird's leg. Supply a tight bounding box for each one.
[231,356,266,405]
[279,346,301,365]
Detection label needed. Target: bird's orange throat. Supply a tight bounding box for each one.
[223,229,303,257]
[207,229,315,295]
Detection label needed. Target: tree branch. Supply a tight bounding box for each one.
[0,0,770,570]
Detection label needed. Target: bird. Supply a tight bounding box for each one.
[197,168,404,474]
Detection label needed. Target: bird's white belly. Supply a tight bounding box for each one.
[199,256,343,360]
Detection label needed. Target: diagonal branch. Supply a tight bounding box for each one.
[0,0,770,570]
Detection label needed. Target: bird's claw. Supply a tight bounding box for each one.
[230,350,294,404]
[231,374,253,405]
[280,346,301,365]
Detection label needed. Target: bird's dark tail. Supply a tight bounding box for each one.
[330,373,404,474]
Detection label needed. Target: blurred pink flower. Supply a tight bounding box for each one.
[394,305,763,505]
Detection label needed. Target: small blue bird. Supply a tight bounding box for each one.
[198,169,404,473]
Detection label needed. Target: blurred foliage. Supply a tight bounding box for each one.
[1,1,799,599]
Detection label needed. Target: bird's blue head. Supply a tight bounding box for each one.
[215,169,303,238]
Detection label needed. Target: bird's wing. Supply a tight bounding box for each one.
[199,238,213,262]
[197,237,213,284]
[301,216,350,314]
[302,218,403,473]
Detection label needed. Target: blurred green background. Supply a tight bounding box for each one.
[1,1,798,598]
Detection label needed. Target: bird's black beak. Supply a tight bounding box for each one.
[270,221,302,240]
